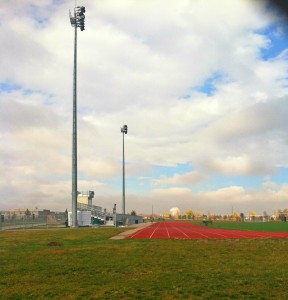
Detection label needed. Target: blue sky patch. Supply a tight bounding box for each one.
[200,175,264,191]
[26,2,66,29]
[153,163,193,178]
[194,166,288,192]
[102,164,288,195]
[0,82,55,104]
[182,72,229,99]
[0,82,21,93]
[269,167,288,186]
[196,72,225,96]
[257,24,288,60]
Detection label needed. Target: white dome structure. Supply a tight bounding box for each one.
[169,207,180,218]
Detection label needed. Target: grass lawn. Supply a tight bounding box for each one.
[207,220,288,232]
[1,227,288,299]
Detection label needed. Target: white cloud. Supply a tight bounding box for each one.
[197,156,275,176]
[1,0,288,214]
[153,187,193,197]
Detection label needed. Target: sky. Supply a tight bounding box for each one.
[1,0,288,216]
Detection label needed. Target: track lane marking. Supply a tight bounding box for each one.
[164,222,170,238]
[173,226,189,238]
[149,223,161,239]
[129,224,154,239]
[204,229,249,239]
[187,230,210,238]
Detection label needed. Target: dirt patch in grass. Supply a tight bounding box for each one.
[47,241,61,246]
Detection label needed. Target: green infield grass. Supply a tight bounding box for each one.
[207,220,288,232]
[1,227,288,299]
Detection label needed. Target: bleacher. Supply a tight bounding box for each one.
[77,202,114,224]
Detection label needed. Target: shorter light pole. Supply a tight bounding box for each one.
[113,204,117,227]
[121,125,128,222]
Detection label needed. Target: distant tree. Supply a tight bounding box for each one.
[250,211,257,221]
[163,212,170,219]
[240,213,245,222]
[185,210,193,219]
[175,211,180,219]
[131,210,137,216]
[278,213,286,221]
[209,213,216,220]
[233,212,240,221]
[25,209,31,216]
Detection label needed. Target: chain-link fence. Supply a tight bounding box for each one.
[0,212,67,230]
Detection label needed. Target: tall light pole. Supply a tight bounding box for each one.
[69,6,86,227]
[121,125,128,219]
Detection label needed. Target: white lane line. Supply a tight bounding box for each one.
[203,230,228,238]
[149,223,161,239]
[188,230,210,238]
[206,229,251,239]
[129,224,153,239]
[173,226,189,238]
[164,222,170,238]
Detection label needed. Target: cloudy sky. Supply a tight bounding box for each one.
[1,0,288,215]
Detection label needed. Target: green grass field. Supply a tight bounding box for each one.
[1,227,288,299]
[207,220,288,232]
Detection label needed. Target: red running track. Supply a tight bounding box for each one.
[129,222,288,239]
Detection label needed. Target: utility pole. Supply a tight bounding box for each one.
[69,6,86,227]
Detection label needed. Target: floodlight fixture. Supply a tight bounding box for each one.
[70,6,86,30]
[121,125,128,134]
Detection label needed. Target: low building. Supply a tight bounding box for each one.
[1,208,39,220]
